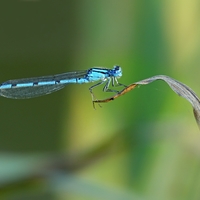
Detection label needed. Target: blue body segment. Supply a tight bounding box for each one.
[0,66,123,99]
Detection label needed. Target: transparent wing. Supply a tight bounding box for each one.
[0,84,65,99]
[0,70,87,99]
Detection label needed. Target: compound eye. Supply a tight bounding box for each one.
[114,65,120,70]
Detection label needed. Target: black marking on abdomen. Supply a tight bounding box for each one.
[33,82,39,86]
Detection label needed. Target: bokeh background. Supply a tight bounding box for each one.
[1,1,200,200]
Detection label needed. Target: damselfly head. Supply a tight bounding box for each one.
[113,65,122,78]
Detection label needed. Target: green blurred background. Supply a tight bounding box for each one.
[1,1,200,200]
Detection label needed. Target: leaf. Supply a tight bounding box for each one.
[94,75,200,129]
